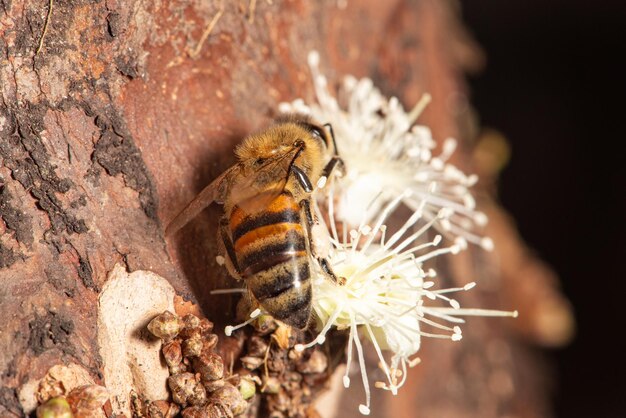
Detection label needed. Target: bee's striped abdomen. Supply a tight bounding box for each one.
[230,192,311,328]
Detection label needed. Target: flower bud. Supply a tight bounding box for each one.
[36,397,72,418]
[266,351,285,374]
[148,311,183,340]
[205,403,233,418]
[208,383,247,416]
[240,356,263,371]
[246,336,268,357]
[260,376,280,394]
[169,363,188,375]
[201,334,219,353]
[238,376,256,400]
[182,336,203,358]
[162,340,183,367]
[192,352,224,383]
[181,314,201,330]
[267,389,289,413]
[181,406,208,418]
[203,378,225,393]
[197,318,214,335]
[282,371,302,392]
[168,373,206,406]
[146,400,180,418]
[66,385,109,417]
[297,350,328,374]
[36,378,64,404]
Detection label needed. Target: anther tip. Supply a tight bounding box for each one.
[474,211,488,225]
[438,207,453,218]
[464,282,477,291]
[308,50,320,66]
[454,237,468,250]
[481,237,494,251]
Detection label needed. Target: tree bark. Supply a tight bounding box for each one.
[1,1,572,417]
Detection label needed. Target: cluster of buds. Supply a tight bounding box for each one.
[234,306,330,418]
[145,311,249,418]
[35,385,109,418]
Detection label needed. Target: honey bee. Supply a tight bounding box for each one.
[166,115,343,329]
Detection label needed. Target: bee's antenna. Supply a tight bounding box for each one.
[323,123,340,156]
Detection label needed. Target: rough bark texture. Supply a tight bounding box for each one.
[1,1,572,417]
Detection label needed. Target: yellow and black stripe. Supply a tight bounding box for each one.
[229,192,311,328]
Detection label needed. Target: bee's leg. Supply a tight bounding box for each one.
[290,164,340,283]
[320,156,344,181]
[321,122,345,180]
[318,256,343,285]
[290,165,313,193]
[299,199,343,285]
[219,217,242,280]
[291,159,343,193]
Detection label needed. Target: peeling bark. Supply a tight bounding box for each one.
[1,1,570,417]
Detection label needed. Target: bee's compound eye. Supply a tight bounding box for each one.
[305,124,328,148]
[310,126,324,139]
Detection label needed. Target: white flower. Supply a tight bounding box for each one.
[294,185,517,415]
[279,51,493,250]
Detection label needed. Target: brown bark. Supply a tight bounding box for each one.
[1,1,571,417]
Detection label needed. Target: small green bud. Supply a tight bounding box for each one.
[36,397,73,418]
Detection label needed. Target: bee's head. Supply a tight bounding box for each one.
[235,115,334,170]
[278,114,335,154]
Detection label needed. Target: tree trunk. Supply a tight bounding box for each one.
[1,1,572,417]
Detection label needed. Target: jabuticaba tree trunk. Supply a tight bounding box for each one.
[1,1,572,417]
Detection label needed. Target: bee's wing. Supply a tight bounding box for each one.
[229,149,298,214]
[165,165,240,236]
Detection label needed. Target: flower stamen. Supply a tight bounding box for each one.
[224,308,261,336]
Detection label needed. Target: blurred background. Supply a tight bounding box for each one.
[463,1,626,417]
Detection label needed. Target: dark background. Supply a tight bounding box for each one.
[463,1,626,417]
